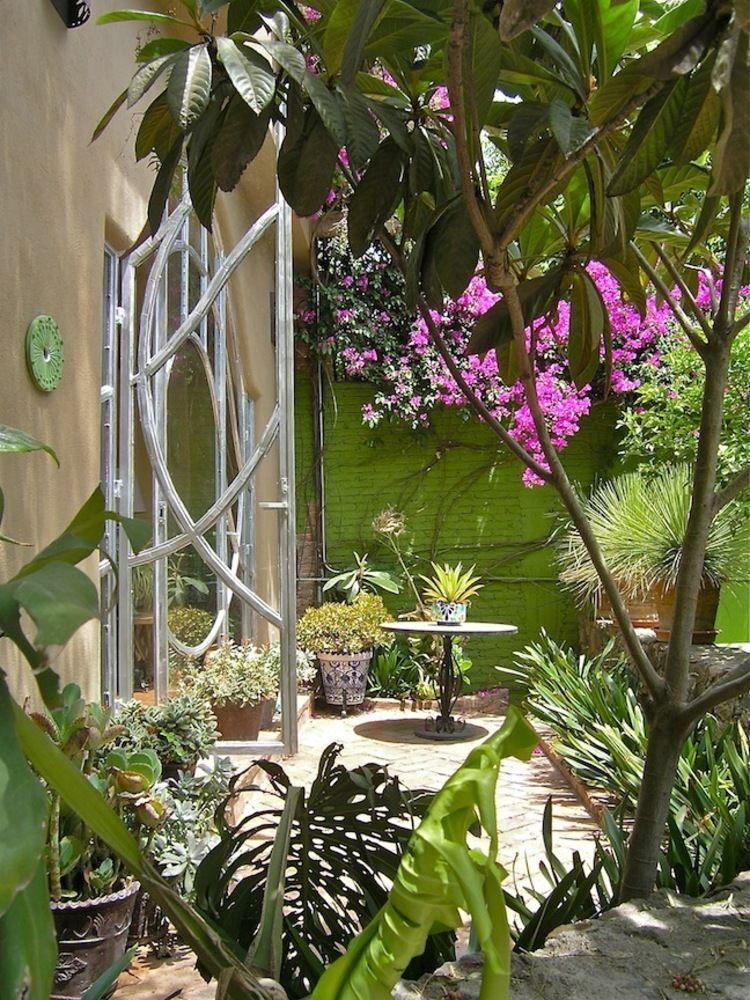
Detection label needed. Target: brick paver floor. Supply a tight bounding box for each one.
[116,704,598,997]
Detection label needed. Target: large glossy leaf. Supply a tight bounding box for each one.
[600,248,646,318]
[348,138,403,256]
[147,134,183,235]
[278,107,339,217]
[0,678,48,918]
[0,861,56,1000]
[195,743,453,999]
[96,9,194,28]
[567,269,605,388]
[587,63,652,126]
[709,29,750,196]
[135,91,181,162]
[427,198,480,300]
[469,12,505,129]
[669,55,719,164]
[0,425,58,465]
[216,38,275,114]
[127,52,177,108]
[324,0,388,83]
[548,99,590,156]
[212,96,271,193]
[494,139,561,232]
[311,709,539,1000]
[342,89,380,168]
[167,44,213,129]
[607,78,687,195]
[592,0,638,82]
[136,37,191,62]
[90,88,128,143]
[13,562,100,648]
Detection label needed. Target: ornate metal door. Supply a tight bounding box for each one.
[105,165,297,755]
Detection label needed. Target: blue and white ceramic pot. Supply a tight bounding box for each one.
[431,600,468,624]
[318,650,373,707]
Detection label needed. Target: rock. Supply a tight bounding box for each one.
[398,873,750,998]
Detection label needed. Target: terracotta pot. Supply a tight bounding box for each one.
[318,651,373,707]
[51,881,139,1000]
[599,588,659,628]
[260,695,277,729]
[212,700,264,741]
[653,582,721,644]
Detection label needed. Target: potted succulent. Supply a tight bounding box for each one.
[29,684,166,999]
[420,562,484,624]
[180,639,277,741]
[297,593,392,710]
[558,466,748,643]
[111,693,219,782]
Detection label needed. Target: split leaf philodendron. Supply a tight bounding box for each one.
[311,707,538,1000]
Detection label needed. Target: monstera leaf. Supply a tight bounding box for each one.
[195,744,455,998]
[312,708,538,1000]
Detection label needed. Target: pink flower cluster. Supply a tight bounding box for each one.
[357,266,674,485]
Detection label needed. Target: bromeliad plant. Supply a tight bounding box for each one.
[420,561,484,623]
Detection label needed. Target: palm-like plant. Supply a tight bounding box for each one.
[419,562,484,605]
[558,466,748,604]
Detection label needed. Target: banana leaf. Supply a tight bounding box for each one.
[310,707,538,1000]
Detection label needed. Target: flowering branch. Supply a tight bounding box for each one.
[631,243,708,357]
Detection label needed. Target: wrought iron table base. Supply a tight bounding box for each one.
[416,633,476,741]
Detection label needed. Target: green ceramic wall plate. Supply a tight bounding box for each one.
[25,315,64,392]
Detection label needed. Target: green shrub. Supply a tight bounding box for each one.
[498,633,750,896]
[297,594,392,655]
[180,640,277,709]
[111,693,219,768]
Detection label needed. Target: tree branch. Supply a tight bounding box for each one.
[499,277,665,700]
[652,244,713,339]
[680,655,750,725]
[717,192,748,335]
[446,0,497,261]
[714,464,750,513]
[732,309,750,337]
[631,243,708,357]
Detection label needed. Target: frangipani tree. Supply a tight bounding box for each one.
[97,0,750,901]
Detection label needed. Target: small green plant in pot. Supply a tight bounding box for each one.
[29,684,166,999]
[180,640,277,742]
[297,594,392,711]
[323,551,401,603]
[110,693,219,782]
[420,562,483,625]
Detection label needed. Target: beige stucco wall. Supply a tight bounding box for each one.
[0,4,308,703]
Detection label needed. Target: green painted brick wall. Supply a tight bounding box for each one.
[295,376,620,688]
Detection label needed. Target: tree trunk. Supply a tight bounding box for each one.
[621,708,689,900]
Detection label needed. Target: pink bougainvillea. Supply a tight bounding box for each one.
[296,245,682,486]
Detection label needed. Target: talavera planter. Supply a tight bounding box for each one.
[431,600,468,624]
[318,650,373,711]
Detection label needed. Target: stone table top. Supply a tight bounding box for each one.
[382,620,518,637]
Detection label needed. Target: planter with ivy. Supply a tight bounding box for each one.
[181,640,277,741]
[297,594,392,712]
[28,685,166,999]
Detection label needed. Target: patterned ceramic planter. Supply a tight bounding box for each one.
[318,650,373,709]
[431,600,468,624]
[51,880,139,999]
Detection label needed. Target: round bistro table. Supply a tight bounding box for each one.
[381,620,517,740]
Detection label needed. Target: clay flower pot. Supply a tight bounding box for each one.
[653,581,721,644]
[599,587,659,628]
[51,881,139,999]
[212,700,264,741]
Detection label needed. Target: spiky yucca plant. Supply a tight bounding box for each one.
[558,466,748,604]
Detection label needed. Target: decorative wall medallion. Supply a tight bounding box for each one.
[25,315,64,392]
[49,1,91,28]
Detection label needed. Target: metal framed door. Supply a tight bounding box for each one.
[108,160,297,755]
